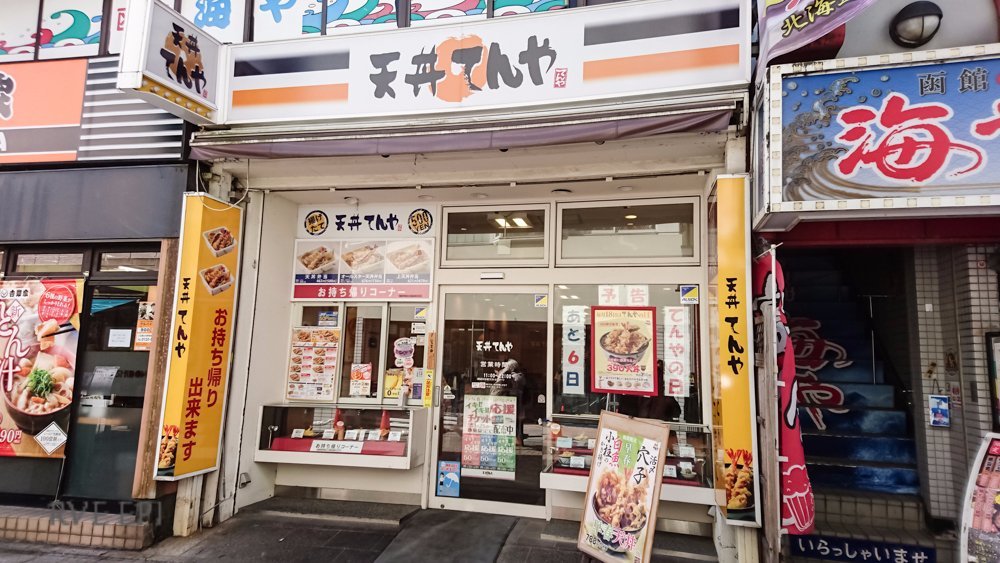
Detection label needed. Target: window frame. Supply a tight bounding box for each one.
[91,244,162,281]
[440,203,552,269]
[555,196,701,268]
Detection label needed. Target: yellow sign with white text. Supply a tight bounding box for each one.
[156,194,242,480]
[713,176,760,526]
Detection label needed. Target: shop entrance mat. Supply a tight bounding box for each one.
[376,510,516,563]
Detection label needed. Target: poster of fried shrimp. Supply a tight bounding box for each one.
[0,280,83,458]
[591,307,658,396]
[578,411,668,563]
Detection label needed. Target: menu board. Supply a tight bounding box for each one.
[962,434,1000,561]
[578,411,668,563]
[461,395,516,481]
[591,307,658,396]
[292,239,434,300]
[286,327,340,401]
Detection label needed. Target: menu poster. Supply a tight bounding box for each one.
[350,363,372,397]
[591,307,658,396]
[134,301,156,352]
[286,327,340,401]
[578,411,668,563]
[292,238,434,301]
[0,280,83,458]
[461,395,516,481]
[961,434,1000,562]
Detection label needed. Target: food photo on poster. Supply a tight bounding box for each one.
[578,411,668,563]
[590,307,658,396]
[0,280,82,458]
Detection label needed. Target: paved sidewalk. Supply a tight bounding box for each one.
[0,503,714,562]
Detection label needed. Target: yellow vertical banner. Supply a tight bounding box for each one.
[156,194,242,480]
[714,175,760,526]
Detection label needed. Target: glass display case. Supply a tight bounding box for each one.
[255,404,428,470]
[540,416,714,502]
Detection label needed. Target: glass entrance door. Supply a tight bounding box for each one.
[431,287,548,516]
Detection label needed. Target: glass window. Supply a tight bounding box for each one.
[37,0,102,60]
[552,284,702,424]
[444,206,547,265]
[15,252,85,273]
[99,252,161,274]
[558,199,696,264]
[339,305,384,399]
[0,1,41,62]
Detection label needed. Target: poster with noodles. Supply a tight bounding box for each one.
[578,411,668,563]
[0,280,83,458]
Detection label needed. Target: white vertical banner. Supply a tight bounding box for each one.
[624,285,649,306]
[598,285,623,306]
[662,306,691,397]
[562,305,588,396]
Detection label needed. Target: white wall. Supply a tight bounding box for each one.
[219,191,298,518]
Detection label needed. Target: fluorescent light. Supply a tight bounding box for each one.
[511,216,529,228]
[494,217,512,228]
[558,285,569,290]
[115,266,145,272]
[570,295,579,300]
[625,214,638,220]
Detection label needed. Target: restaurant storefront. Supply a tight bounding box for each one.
[116,0,760,559]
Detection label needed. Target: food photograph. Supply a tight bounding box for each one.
[200,264,234,295]
[203,226,237,258]
[297,244,338,275]
[341,242,385,275]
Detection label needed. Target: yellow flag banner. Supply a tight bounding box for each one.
[712,175,760,527]
[156,194,242,480]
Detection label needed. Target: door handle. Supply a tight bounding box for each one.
[434,385,441,407]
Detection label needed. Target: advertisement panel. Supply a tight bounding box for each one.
[765,53,1000,221]
[0,280,82,458]
[590,307,657,396]
[0,59,87,164]
[461,395,516,480]
[286,327,340,401]
[578,411,668,563]
[156,194,242,480]
[712,175,760,527]
[961,434,1000,562]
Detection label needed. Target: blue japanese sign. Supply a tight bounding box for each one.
[436,461,460,497]
[790,535,935,563]
[780,56,1000,201]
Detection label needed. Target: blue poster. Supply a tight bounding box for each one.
[781,56,1000,200]
[437,461,460,497]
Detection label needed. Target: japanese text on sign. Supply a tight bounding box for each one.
[790,535,935,563]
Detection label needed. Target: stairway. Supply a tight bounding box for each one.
[782,253,920,498]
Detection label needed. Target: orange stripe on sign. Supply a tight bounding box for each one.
[0,152,77,164]
[583,45,740,81]
[232,84,349,106]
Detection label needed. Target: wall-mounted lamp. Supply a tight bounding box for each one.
[889,2,943,48]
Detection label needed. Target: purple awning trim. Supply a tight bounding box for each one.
[189,110,733,160]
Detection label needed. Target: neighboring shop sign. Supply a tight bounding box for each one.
[578,411,667,563]
[763,54,1000,224]
[929,395,951,428]
[294,204,435,301]
[752,252,815,534]
[791,535,935,563]
[134,301,156,352]
[156,193,242,481]
[117,0,224,124]
[713,175,760,527]
[286,327,340,401]
[962,434,1000,562]
[591,307,657,396]
[461,395,516,480]
[756,0,874,81]
[662,306,690,398]
[562,305,587,396]
[437,460,460,497]
[0,280,82,458]
[0,57,184,164]
[118,0,748,126]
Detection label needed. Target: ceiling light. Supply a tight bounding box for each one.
[625,214,637,220]
[460,227,468,231]
[890,2,943,48]
[484,298,492,301]
[618,186,634,192]
[512,217,529,227]
[418,194,433,200]
[472,192,488,199]
[344,196,359,205]
[627,223,634,226]
[558,285,568,290]
[570,295,579,299]
[551,188,573,194]
[115,266,145,272]
[495,217,513,228]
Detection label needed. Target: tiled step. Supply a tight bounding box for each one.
[803,435,916,465]
[799,383,895,409]
[799,407,908,436]
[807,463,920,496]
[0,505,152,550]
